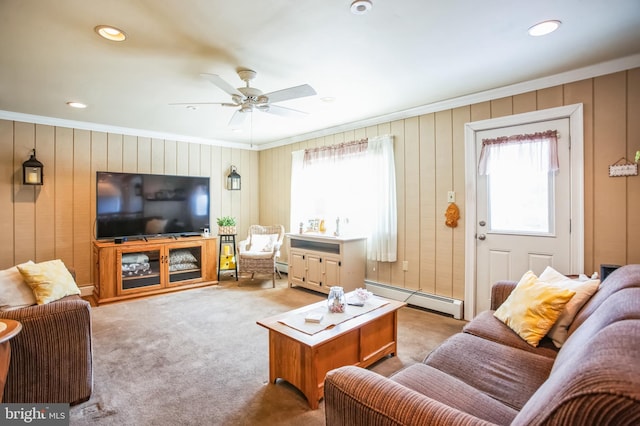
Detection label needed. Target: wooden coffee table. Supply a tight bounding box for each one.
[257,295,406,409]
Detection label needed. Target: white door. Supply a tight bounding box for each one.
[474,118,571,314]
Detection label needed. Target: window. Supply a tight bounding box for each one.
[290,135,397,261]
[479,130,558,235]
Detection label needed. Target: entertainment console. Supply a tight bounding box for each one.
[92,236,218,304]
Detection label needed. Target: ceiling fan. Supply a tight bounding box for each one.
[172,69,317,127]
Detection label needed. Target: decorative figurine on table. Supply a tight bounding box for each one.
[327,286,346,313]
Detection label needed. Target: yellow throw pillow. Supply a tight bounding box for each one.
[17,259,80,305]
[494,270,576,347]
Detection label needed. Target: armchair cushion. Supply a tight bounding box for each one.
[247,234,279,253]
[0,262,36,310]
[239,251,276,260]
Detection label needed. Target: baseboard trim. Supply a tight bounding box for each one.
[79,285,94,298]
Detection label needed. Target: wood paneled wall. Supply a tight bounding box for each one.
[260,68,640,300]
[0,123,258,285]
[1,68,638,297]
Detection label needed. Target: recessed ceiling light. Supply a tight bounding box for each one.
[94,25,127,42]
[351,0,372,15]
[320,96,336,103]
[66,101,87,109]
[528,20,561,37]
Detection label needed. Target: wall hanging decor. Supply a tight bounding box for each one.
[608,157,638,177]
[23,149,44,185]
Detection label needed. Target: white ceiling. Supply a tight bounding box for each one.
[1,0,639,149]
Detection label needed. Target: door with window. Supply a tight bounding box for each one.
[475,118,571,314]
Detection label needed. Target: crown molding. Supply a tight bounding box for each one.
[0,110,258,151]
[260,53,640,151]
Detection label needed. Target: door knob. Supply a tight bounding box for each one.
[477,234,486,240]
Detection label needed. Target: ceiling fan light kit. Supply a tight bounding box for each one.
[351,0,372,15]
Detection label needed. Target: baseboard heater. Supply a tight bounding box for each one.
[365,280,463,320]
[276,261,289,274]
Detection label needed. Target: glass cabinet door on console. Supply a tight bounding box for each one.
[167,242,203,286]
[117,245,164,294]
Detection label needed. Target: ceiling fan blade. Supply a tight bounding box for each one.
[263,84,316,104]
[229,110,248,127]
[200,73,243,97]
[169,102,238,107]
[259,104,309,118]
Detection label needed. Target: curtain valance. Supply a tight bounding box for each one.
[478,130,559,176]
[303,139,368,165]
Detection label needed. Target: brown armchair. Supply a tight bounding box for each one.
[0,269,92,405]
[237,225,285,287]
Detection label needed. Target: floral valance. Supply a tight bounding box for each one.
[478,130,559,176]
[303,138,368,165]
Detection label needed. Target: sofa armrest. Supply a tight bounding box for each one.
[0,295,92,404]
[324,366,494,426]
[490,281,517,310]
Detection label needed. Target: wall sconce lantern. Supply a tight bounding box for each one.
[23,149,44,185]
[226,165,241,190]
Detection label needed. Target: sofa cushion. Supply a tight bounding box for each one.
[17,259,81,305]
[463,310,559,359]
[0,262,36,310]
[391,363,518,425]
[513,320,640,425]
[324,366,494,426]
[494,270,576,347]
[424,332,554,410]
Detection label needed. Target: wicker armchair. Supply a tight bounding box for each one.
[237,225,285,287]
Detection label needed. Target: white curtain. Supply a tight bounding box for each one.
[289,135,397,261]
[365,135,397,262]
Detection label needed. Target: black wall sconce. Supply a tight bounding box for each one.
[23,149,44,185]
[226,165,241,190]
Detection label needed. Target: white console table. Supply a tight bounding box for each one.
[287,233,366,294]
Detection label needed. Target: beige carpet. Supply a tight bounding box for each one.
[70,276,466,425]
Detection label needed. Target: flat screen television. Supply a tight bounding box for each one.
[96,171,210,240]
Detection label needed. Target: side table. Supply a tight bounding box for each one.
[0,319,22,402]
[218,234,238,281]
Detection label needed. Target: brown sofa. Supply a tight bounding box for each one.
[325,264,640,425]
[0,292,93,405]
